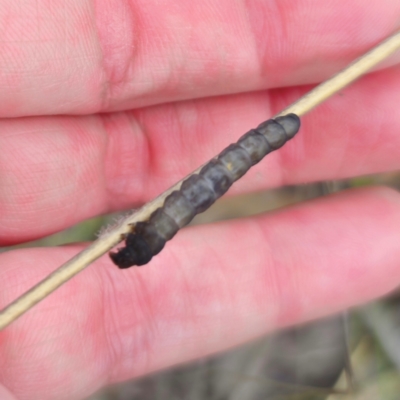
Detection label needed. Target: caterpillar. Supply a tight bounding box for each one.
[110,114,301,268]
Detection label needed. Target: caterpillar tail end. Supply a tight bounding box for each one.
[275,113,301,138]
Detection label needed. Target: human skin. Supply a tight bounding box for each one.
[1,1,400,399]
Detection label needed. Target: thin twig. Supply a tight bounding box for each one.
[1,30,400,331]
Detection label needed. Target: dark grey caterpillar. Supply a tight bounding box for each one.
[110,114,301,268]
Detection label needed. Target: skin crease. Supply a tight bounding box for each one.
[0,0,400,399]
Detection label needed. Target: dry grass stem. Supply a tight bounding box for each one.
[1,30,400,331]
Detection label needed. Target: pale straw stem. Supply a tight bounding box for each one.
[1,30,400,331]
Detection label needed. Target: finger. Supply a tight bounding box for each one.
[0,0,399,116]
[0,386,16,400]
[0,67,400,243]
[1,187,400,400]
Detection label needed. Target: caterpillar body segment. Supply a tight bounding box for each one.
[110,114,301,268]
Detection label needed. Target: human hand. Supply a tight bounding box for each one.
[1,1,400,399]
